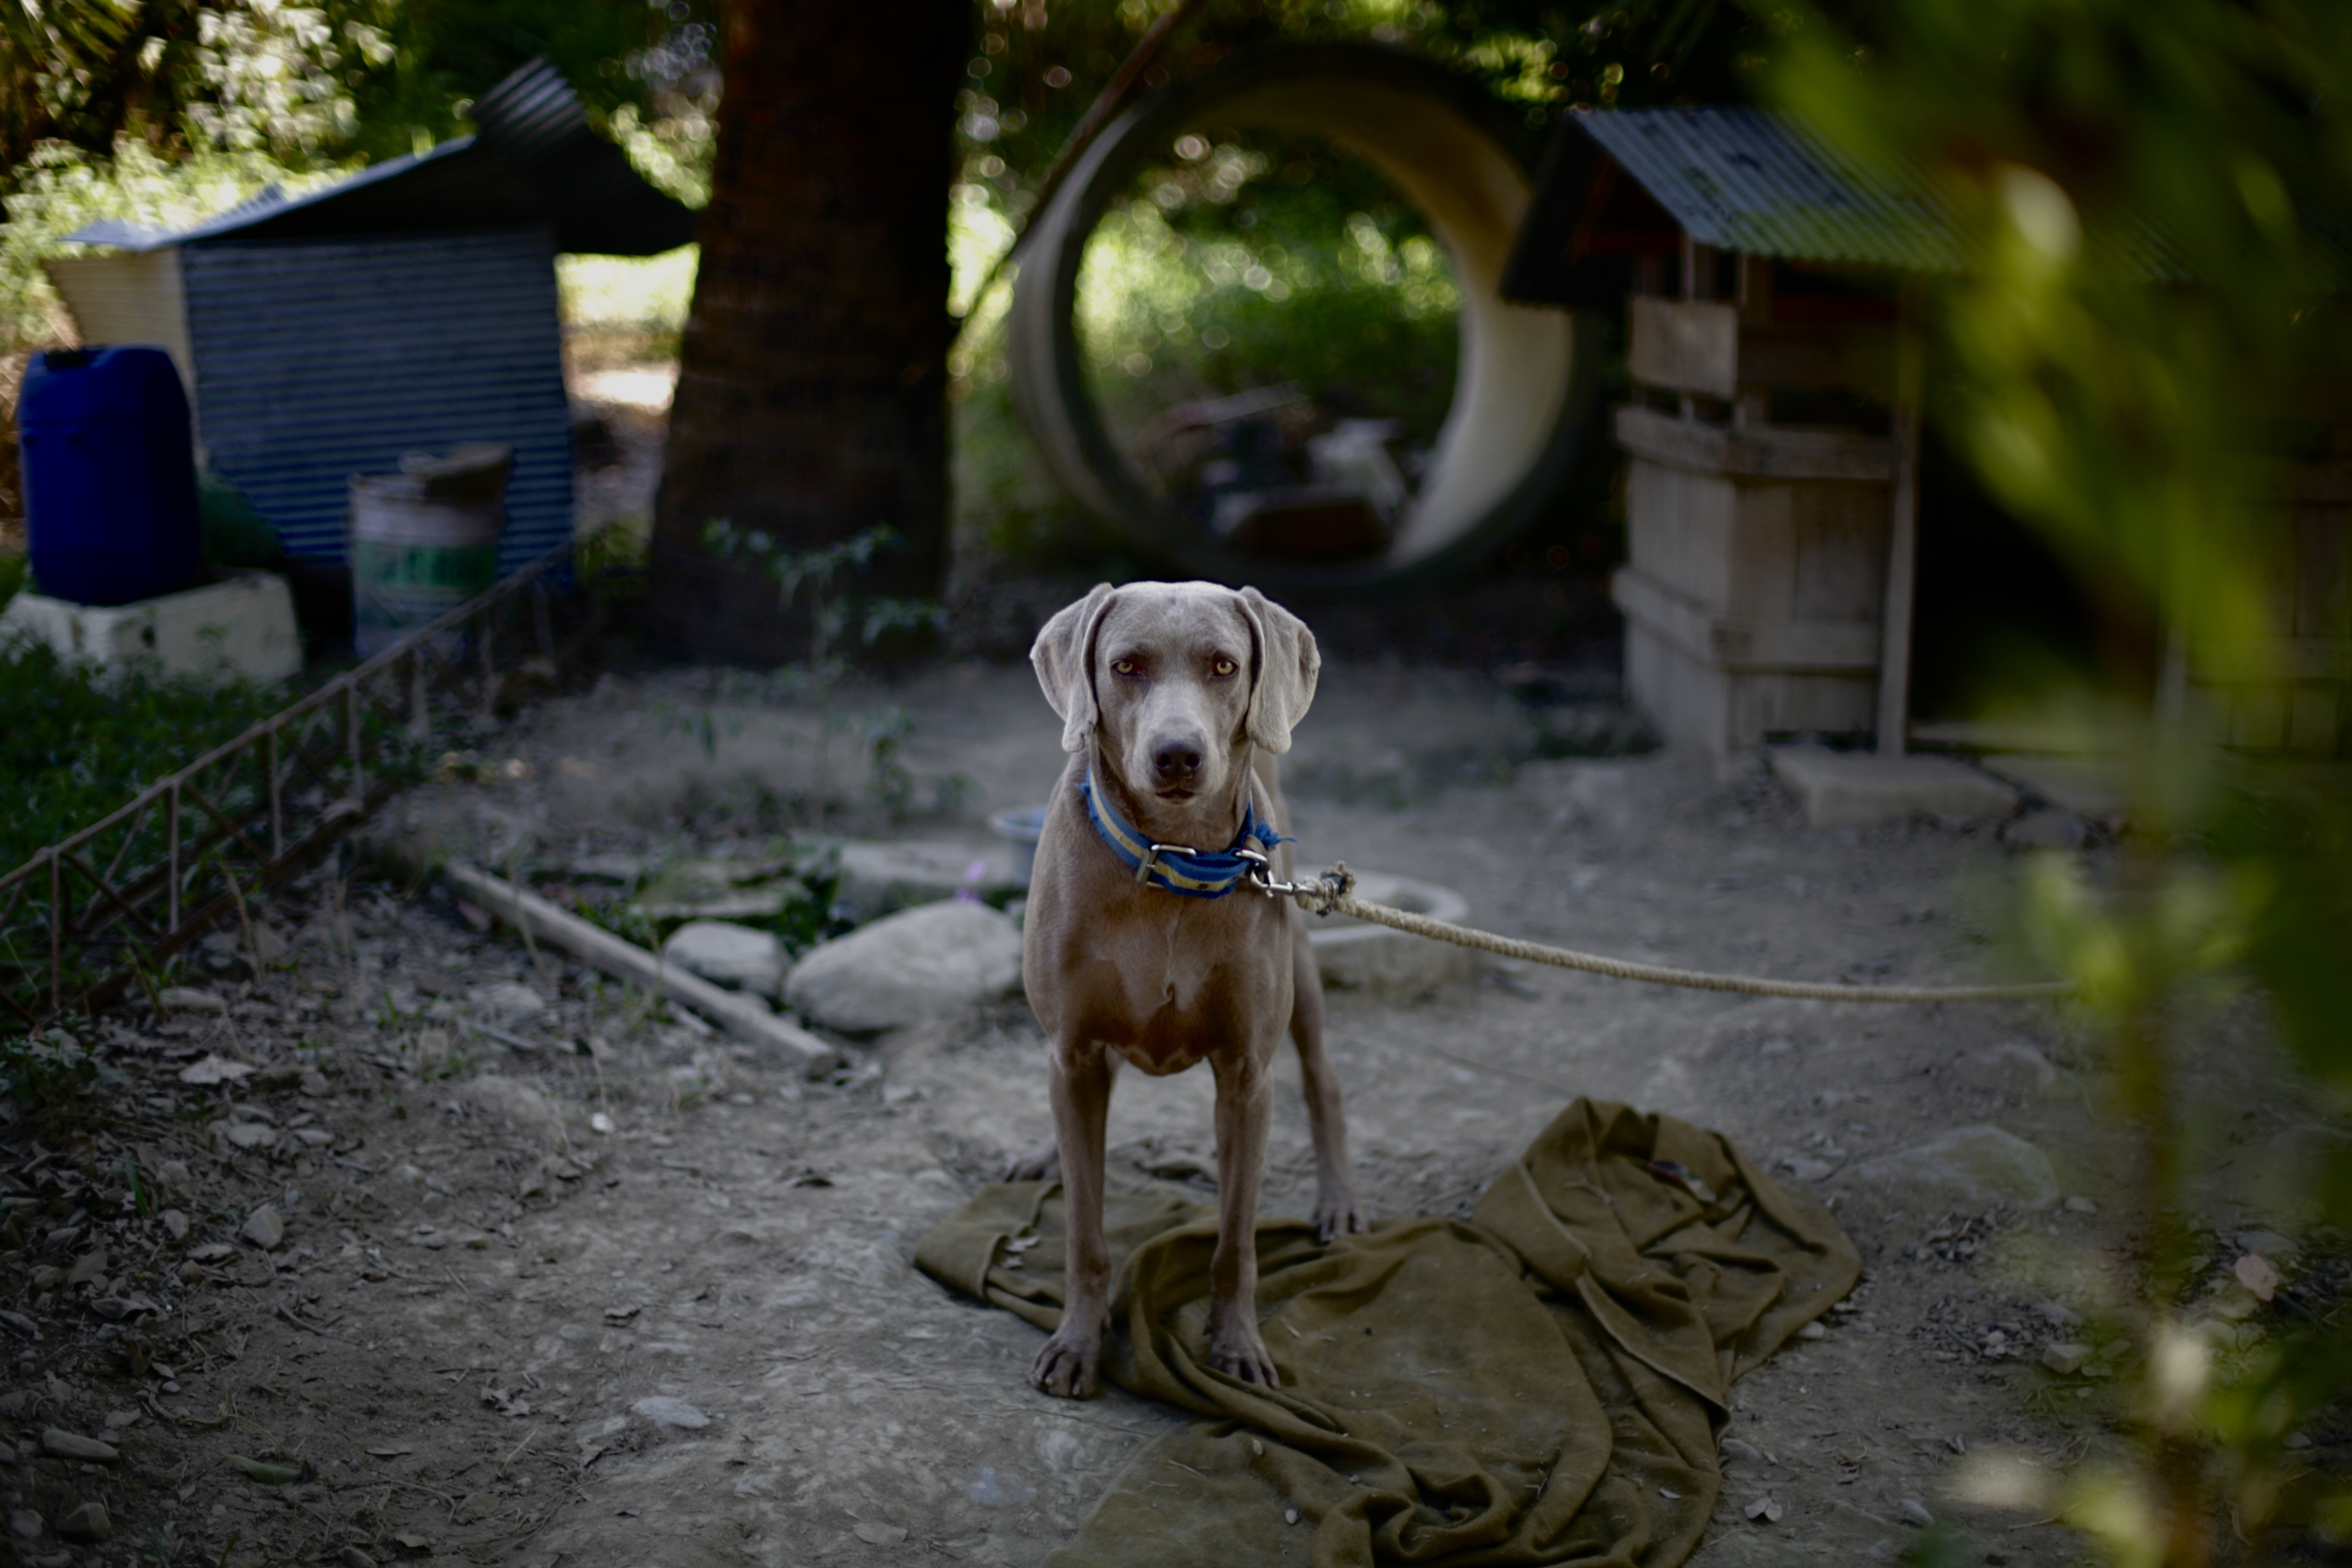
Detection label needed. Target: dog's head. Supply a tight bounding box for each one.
[1032,581,1319,802]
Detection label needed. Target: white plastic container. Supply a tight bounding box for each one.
[348,443,512,657]
[0,572,302,685]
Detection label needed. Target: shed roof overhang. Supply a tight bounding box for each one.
[68,59,699,257]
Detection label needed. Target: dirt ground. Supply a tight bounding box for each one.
[2,653,2336,1568]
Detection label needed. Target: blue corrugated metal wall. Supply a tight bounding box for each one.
[181,229,573,577]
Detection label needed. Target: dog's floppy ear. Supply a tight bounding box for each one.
[1032,583,1120,753]
[1236,586,1319,755]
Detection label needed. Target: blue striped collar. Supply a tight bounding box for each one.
[1079,762,1291,898]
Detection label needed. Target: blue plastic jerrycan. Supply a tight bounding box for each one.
[16,345,202,607]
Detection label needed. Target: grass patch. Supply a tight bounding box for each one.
[0,636,284,876]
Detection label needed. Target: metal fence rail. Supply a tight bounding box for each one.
[0,545,571,1028]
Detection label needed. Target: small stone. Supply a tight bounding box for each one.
[453,1494,494,1524]
[156,1159,193,1195]
[2000,808,2088,851]
[630,1395,708,1428]
[1796,1321,1825,1341]
[2035,1300,2082,1330]
[178,1262,207,1286]
[222,1121,277,1151]
[2234,1254,2280,1303]
[459,1075,561,1134]
[178,1054,254,1086]
[661,921,789,998]
[2238,1229,2298,1264]
[158,1209,190,1241]
[300,1069,332,1095]
[2064,1195,2098,1214]
[56,1503,109,1544]
[9,1509,40,1541]
[2042,1342,2092,1376]
[467,982,547,1020]
[0,1309,36,1341]
[1743,1496,1783,1523]
[1720,1438,1761,1466]
[1284,1509,1301,1526]
[783,900,1024,1033]
[40,1429,120,1464]
[1852,1125,2060,1211]
[66,1250,108,1288]
[1951,1042,2061,1098]
[2285,1432,2312,1451]
[158,987,229,1014]
[340,1548,380,1568]
[852,1522,908,1546]
[241,1205,286,1251]
[1899,1497,1933,1527]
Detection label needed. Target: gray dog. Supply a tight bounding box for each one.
[1007,580,1366,1398]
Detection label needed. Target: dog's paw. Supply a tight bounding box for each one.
[1312,1185,1369,1244]
[1031,1327,1101,1398]
[1004,1138,1062,1183]
[1208,1321,1281,1390]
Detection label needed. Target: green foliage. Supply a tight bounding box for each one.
[0,1027,99,1111]
[1072,131,1461,465]
[0,0,717,187]
[0,139,332,352]
[0,634,282,878]
[1762,0,2352,1559]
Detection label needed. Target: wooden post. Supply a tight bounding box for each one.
[1678,235,1716,421]
[1877,302,1925,757]
[1734,253,1772,430]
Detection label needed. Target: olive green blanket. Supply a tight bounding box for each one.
[915,1100,1858,1567]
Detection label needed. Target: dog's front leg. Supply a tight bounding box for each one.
[1207,1041,1281,1387]
[1289,920,1364,1242]
[1033,1038,1114,1398]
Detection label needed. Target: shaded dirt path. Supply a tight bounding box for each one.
[4,660,2321,1568]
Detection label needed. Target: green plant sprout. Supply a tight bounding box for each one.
[702,521,944,825]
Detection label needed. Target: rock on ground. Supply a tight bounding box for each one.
[783,900,1023,1033]
[832,839,1024,920]
[1853,1124,2061,1211]
[661,919,788,997]
[459,1074,563,1136]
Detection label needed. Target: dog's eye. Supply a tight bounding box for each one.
[1111,658,1140,677]
[1211,657,1237,678]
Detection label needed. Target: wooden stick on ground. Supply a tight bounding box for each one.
[444,861,839,1078]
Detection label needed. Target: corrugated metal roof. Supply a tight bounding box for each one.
[1577,107,1968,272]
[182,230,573,575]
[69,59,696,257]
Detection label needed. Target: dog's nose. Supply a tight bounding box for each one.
[1150,737,1204,782]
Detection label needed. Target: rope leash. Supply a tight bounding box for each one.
[1265,863,2074,1005]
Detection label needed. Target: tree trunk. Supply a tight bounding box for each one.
[650,0,969,663]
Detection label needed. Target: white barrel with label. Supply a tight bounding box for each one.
[348,443,513,657]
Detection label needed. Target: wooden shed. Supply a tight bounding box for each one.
[1504,107,2349,762]
[42,60,697,580]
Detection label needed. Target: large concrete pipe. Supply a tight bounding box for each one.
[1007,44,1599,592]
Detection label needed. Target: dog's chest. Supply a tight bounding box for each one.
[1090,902,1279,1072]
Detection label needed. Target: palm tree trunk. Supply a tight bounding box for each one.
[650,0,969,663]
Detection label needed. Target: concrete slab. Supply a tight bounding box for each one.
[1769,746,2020,829]
[1,572,301,685]
[1981,753,2131,819]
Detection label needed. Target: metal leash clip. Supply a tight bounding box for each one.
[1234,844,1300,897]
